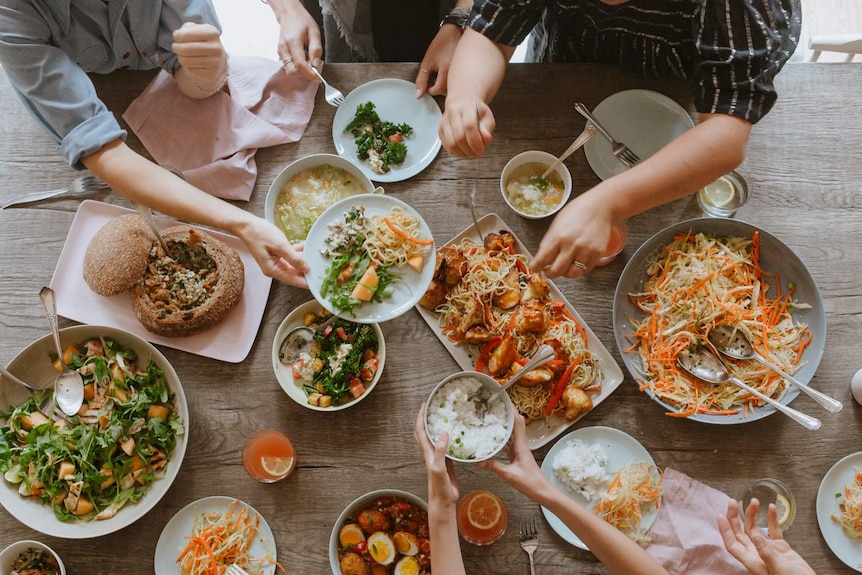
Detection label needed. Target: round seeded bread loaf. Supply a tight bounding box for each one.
[83,214,155,296]
[131,226,244,337]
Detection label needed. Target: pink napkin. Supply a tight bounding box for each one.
[123,57,318,200]
[643,468,748,574]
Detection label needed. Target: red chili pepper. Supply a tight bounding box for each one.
[475,337,502,373]
[545,356,582,416]
[354,541,367,553]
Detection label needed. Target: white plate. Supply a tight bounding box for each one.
[154,496,276,575]
[332,78,442,183]
[539,426,659,550]
[583,89,694,180]
[304,194,435,323]
[49,200,273,363]
[0,325,188,539]
[271,300,386,411]
[414,213,624,449]
[817,452,862,572]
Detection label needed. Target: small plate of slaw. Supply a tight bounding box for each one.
[613,218,825,424]
[539,426,660,550]
[154,496,277,575]
[816,452,862,572]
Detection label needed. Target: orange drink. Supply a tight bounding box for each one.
[595,221,628,266]
[456,490,508,545]
[242,429,296,483]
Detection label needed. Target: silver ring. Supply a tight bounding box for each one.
[419,68,430,73]
[572,260,588,271]
[281,57,294,66]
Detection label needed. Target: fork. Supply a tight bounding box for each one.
[309,66,345,107]
[2,173,109,209]
[519,514,539,575]
[573,102,641,167]
[469,102,483,238]
[225,565,249,575]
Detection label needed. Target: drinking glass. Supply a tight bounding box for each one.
[697,170,750,217]
[456,490,508,545]
[242,429,296,483]
[737,478,796,533]
[595,221,628,266]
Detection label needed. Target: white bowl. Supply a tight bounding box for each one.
[0,540,66,575]
[271,300,385,412]
[265,153,376,242]
[328,489,428,575]
[500,150,572,219]
[424,371,515,463]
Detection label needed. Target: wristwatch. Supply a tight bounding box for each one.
[440,7,470,29]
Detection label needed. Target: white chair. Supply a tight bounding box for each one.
[808,33,862,62]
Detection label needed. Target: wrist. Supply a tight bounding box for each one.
[440,6,470,29]
[191,53,229,96]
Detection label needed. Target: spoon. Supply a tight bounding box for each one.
[0,365,55,416]
[540,125,597,180]
[134,203,174,259]
[676,347,820,430]
[708,325,842,413]
[38,287,84,416]
[473,344,556,416]
[278,315,339,366]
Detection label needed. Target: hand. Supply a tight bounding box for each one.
[438,98,495,158]
[718,499,815,575]
[275,4,322,80]
[415,25,462,98]
[477,414,548,499]
[172,23,228,92]
[531,191,615,279]
[234,217,309,288]
[414,404,459,510]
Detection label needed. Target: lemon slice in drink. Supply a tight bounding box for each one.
[261,455,294,479]
[774,493,791,527]
[466,491,504,530]
[702,177,736,207]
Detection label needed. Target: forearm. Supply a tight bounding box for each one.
[427,502,466,575]
[446,29,512,104]
[265,0,306,25]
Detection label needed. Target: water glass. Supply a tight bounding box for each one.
[697,170,749,217]
[737,478,796,533]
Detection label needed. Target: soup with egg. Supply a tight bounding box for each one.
[275,164,367,242]
[505,162,565,216]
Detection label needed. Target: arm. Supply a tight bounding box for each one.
[82,139,309,288]
[531,113,751,278]
[413,404,466,575]
[266,0,323,80]
[414,0,474,98]
[478,415,668,575]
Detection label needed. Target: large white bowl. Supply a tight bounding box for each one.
[271,300,385,411]
[265,153,376,242]
[0,540,66,575]
[500,150,572,219]
[0,325,189,538]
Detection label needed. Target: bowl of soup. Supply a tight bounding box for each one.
[265,154,376,242]
[500,150,572,219]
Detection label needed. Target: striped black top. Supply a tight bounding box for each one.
[470,0,801,124]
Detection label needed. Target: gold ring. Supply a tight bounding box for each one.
[572,260,588,271]
[281,57,294,65]
[420,68,430,73]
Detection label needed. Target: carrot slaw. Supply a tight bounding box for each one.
[595,463,662,542]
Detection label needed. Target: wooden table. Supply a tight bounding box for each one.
[1,62,860,574]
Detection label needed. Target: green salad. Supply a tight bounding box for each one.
[344,101,413,174]
[0,336,184,522]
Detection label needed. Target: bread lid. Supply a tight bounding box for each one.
[83,214,156,296]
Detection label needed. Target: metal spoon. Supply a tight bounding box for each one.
[708,325,842,413]
[278,315,339,366]
[134,203,174,259]
[0,365,55,416]
[38,287,84,416]
[540,125,597,180]
[472,344,556,416]
[676,347,820,430]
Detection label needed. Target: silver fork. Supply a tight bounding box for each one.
[573,102,641,167]
[519,514,539,575]
[2,173,109,209]
[309,66,345,107]
[225,565,249,575]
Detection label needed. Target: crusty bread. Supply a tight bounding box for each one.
[83,214,155,296]
[131,226,244,337]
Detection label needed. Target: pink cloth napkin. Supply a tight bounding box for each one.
[644,468,748,574]
[123,57,318,200]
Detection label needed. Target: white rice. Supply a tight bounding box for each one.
[426,376,510,461]
[552,439,609,502]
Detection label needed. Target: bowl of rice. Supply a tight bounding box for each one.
[424,371,515,463]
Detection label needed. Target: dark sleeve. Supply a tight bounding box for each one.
[468,0,547,48]
[691,0,801,124]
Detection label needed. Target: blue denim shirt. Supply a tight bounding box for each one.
[0,0,220,167]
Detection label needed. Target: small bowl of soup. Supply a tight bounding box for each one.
[265,154,376,242]
[500,150,572,219]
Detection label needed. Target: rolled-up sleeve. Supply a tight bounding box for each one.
[469,0,545,48]
[692,0,801,124]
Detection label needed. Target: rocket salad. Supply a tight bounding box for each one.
[344,101,413,174]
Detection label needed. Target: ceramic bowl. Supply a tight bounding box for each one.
[0,540,66,574]
[500,150,572,219]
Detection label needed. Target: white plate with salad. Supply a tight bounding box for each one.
[539,426,660,550]
[332,78,443,183]
[816,452,862,573]
[0,325,188,539]
[304,194,436,323]
[154,496,277,575]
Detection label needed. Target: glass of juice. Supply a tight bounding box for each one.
[456,490,508,545]
[697,170,750,217]
[595,221,628,266]
[737,478,796,533]
[242,429,296,483]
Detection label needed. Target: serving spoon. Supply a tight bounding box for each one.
[278,314,339,366]
[472,344,557,415]
[135,203,174,260]
[707,324,842,413]
[676,347,820,431]
[39,287,84,416]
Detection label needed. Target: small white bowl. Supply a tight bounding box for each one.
[500,150,572,219]
[265,153,376,242]
[271,300,385,412]
[425,371,515,463]
[0,540,66,575]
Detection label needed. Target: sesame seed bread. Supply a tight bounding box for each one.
[83,214,155,296]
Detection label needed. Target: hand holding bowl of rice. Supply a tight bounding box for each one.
[425,372,515,462]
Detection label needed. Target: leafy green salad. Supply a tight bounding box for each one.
[0,336,184,522]
[344,101,413,174]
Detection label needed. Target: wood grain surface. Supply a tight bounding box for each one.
[0,62,860,574]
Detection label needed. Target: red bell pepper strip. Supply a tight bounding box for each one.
[545,356,582,416]
[475,337,502,373]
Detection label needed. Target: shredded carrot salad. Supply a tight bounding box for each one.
[833,470,862,538]
[627,231,812,417]
[177,500,284,575]
[595,463,662,541]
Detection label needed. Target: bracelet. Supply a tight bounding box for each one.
[191,54,229,96]
[440,6,470,29]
